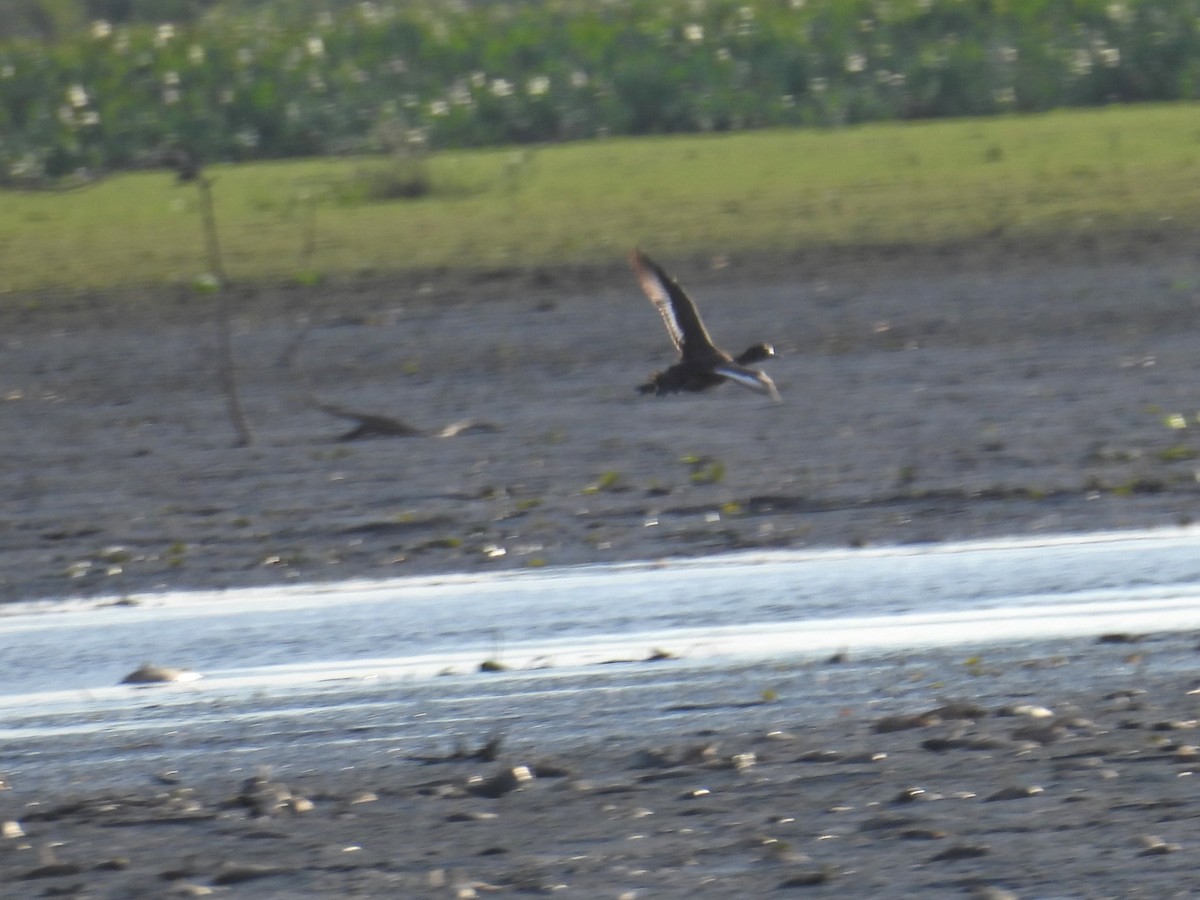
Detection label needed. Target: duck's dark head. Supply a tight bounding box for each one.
[735,343,775,365]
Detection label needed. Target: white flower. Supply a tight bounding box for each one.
[527,75,550,96]
[491,78,513,97]
[845,52,867,73]
[307,36,325,58]
[684,24,704,43]
[1069,48,1092,76]
[80,110,101,126]
[237,47,254,66]
[470,71,486,88]
[155,23,175,47]
[998,46,1018,64]
[430,99,450,116]
[1098,46,1120,67]
[0,65,14,79]
[163,71,180,86]
[571,70,588,88]
[994,87,1016,106]
[162,88,180,105]
[67,84,89,108]
[91,20,112,39]
[188,44,205,65]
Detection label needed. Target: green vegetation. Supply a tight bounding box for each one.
[4,0,1200,180]
[3,102,1200,293]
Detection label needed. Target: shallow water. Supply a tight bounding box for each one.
[2,527,1199,787]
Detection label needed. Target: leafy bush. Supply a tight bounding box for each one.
[3,0,1200,183]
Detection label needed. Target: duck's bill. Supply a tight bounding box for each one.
[716,364,782,402]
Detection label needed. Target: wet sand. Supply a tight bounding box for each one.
[3,241,1200,603]
[3,239,1200,896]
[2,634,1198,898]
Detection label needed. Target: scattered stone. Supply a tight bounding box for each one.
[447,810,499,822]
[529,759,574,778]
[899,827,947,840]
[859,812,922,832]
[928,843,990,862]
[1010,722,1067,744]
[873,712,941,733]
[928,701,987,720]
[1,820,24,838]
[985,785,1044,801]
[94,857,131,870]
[796,749,842,763]
[1151,719,1198,731]
[121,663,200,684]
[892,786,939,804]
[1136,834,1181,855]
[22,862,84,879]
[232,774,306,817]
[969,888,1020,900]
[998,703,1054,719]
[730,752,757,771]
[467,765,534,799]
[776,868,834,887]
[212,863,293,885]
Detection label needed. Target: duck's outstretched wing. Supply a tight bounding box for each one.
[629,249,718,359]
[715,362,782,402]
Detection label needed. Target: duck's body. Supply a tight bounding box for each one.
[630,249,779,401]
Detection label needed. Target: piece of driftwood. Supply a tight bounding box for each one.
[308,396,499,441]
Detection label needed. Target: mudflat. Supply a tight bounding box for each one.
[3,241,1199,603]
[3,239,1200,897]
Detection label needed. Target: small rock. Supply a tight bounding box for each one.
[447,810,499,822]
[796,749,842,763]
[985,785,1044,802]
[212,863,292,885]
[1,820,24,839]
[892,786,939,804]
[22,862,83,879]
[928,701,987,720]
[777,868,833,887]
[121,663,200,684]
[1010,722,1067,744]
[928,843,989,862]
[1136,834,1181,855]
[467,765,533,799]
[873,712,940,733]
[969,888,1020,900]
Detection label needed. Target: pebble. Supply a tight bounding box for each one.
[120,663,201,684]
[467,765,534,798]
[985,785,1044,802]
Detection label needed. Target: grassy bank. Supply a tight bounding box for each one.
[3,102,1200,294]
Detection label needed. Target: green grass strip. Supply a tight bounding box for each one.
[3,102,1200,294]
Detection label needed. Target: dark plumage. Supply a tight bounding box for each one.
[630,249,780,400]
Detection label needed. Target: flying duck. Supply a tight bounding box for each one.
[630,249,780,400]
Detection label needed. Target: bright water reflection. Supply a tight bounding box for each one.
[1,527,1199,705]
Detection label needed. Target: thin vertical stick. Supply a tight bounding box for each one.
[195,173,253,448]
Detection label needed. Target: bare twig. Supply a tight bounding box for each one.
[177,148,254,448]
